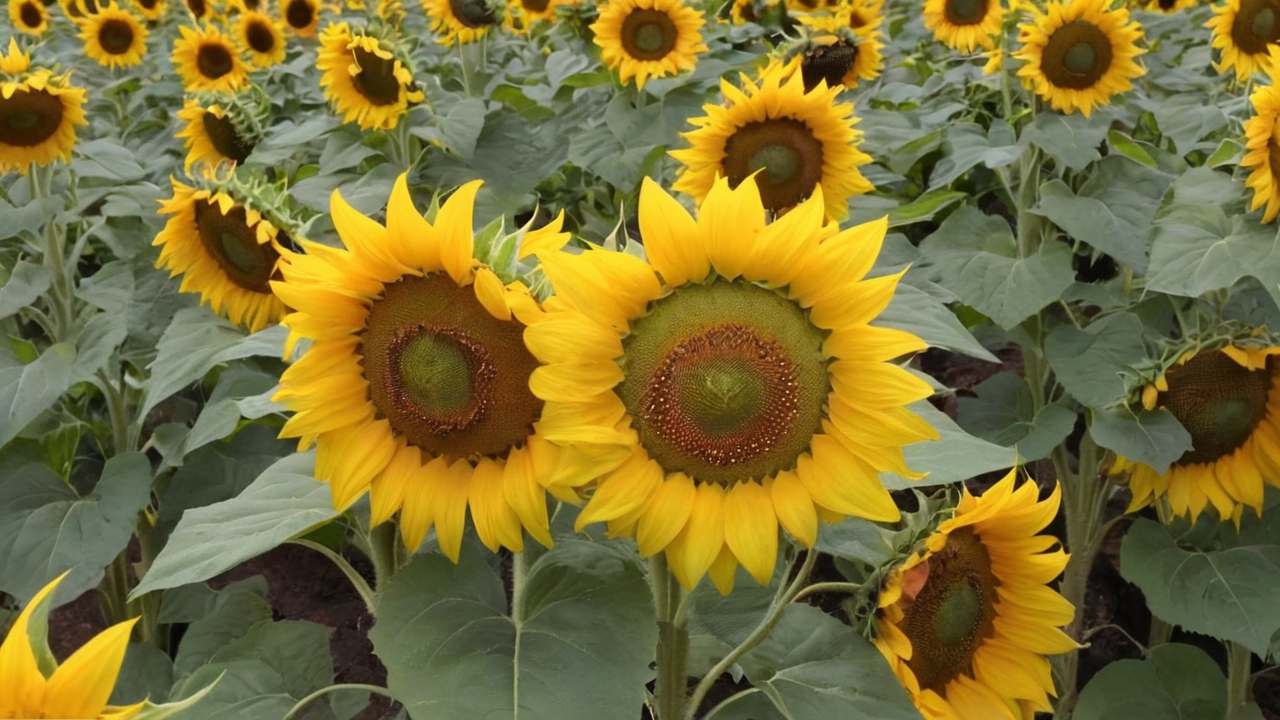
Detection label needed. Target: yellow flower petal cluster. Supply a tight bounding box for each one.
[317,22,424,131]
[8,0,49,35]
[236,9,287,66]
[1243,82,1280,223]
[281,0,320,37]
[421,0,499,45]
[1207,0,1280,80]
[172,24,250,92]
[0,39,88,175]
[923,0,1004,52]
[591,0,707,89]
[79,2,149,69]
[795,11,884,89]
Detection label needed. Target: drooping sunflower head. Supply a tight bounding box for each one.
[671,60,872,221]
[9,0,50,35]
[1208,0,1280,79]
[316,22,424,131]
[421,0,498,44]
[794,13,884,89]
[590,0,708,89]
[874,469,1077,720]
[175,95,261,172]
[235,9,286,65]
[78,1,149,68]
[1012,0,1147,118]
[1116,343,1280,520]
[1243,82,1280,223]
[0,42,88,175]
[154,177,292,333]
[130,0,167,21]
[527,176,937,592]
[172,24,250,92]
[922,0,1003,52]
[280,0,319,36]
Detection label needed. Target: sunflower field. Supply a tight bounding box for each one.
[4,0,1280,713]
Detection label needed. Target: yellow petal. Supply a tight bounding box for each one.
[399,455,446,552]
[575,451,663,530]
[0,573,66,714]
[368,439,420,527]
[435,181,483,284]
[707,544,738,595]
[638,177,707,287]
[770,471,817,546]
[665,482,726,590]
[699,176,765,282]
[722,481,779,585]
[797,435,900,522]
[43,618,138,719]
[502,445,553,549]
[473,266,511,321]
[432,458,473,562]
[635,473,697,557]
[386,172,441,272]
[469,458,524,553]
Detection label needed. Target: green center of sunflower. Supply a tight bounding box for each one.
[944,0,986,25]
[361,273,543,460]
[201,111,255,163]
[1234,0,1280,52]
[617,281,829,485]
[621,8,678,60]
[19,2,42,28]
[723,119,825,215]
[1160,350,1272,466]
[352,46,402,106]
[0,88,63,148]
[1040,20,1113,90]
[1255,7,1276,38]
[192,199,279,293]
[286,0,314,29]
[197,43,234,80]
[448,0,496,27]
[900,527,999,694]
[99,19,135,54]
[245,20,276,53]
[801,41,858,92]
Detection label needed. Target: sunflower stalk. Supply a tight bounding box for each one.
[368,520,401,592]
[651,554,689,720]
[1227,642,1254,714]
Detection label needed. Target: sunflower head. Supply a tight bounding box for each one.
[0,48,88,175]
[316,22,424,130]
[281,0,319,36]
[505,0,562,31]
[421,0,498,44]
[923,0,1004,52]
[792,14,885,89]
[183,0,214,19]
[590,0,708,89]
[131,0,167,21]
[236,9,286,66]
[874,470,1077,720]
[1208,0,1280,79]
[1243,82,1280,223]
[9,0,50,35]
[78,1,149,68]
[175,94,263,172]
[172,24,250,92]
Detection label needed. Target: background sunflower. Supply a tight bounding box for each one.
[316,22,423,130]
[1208,0,1280,79]
[171,23,250,91]
[235,9,286,66]
[8,0,50,35]
[0,46,88,174]
[421,0,499,45]
[590,0,707,88]
[79,2,149,69]
[175,97,258,171]
[922,0,1004,52]
[281,0,318,36]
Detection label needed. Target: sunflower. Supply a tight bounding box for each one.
[839,0,884,31]
[874,469,1077,720]
[0,574,144,720]
[0,41,88,175]
[183,0,213,19]
[923,0,1003,52]
[796,12,884,89]
[590,0,706,89]
[1135,0,1196,14]
[421,0,498,45]
[316,22,423,131]
[281,0,318,36]
[235,9,285,66]
[79,2,148,68]
[526,177,935,593]
[1115,344,1280,520]
[1012,0,1146,118]
[1208,0,1280,80]
[506,0,563,32]
[154,178,290,333]
[9,0,50,35]
[271,175,585,560]
[172,24,249,92]
[671,60,872,221]
[1244,83,1280,222]
[175,97,257,171]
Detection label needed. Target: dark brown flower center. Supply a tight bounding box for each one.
[521,0,550,13]
[1232,0,1280,53]
[361,273,543,460]
[197,41,234,79]
[200,110,254,163]
[285,0,314,28]
[0,88,63,148]
[19,1,43,28]
[136,0,158,11]
[722,118,825,215]
[98,18,135,54]
[448,0,496,27]
[1040,19,1114,90]
[801,41,858,92]
[245,19,276,53]
[352,46,401,105]
[193,199,279,293]
[1160,351,1273,466]
[1269,137,1280,182]
[620,8,678,60]
[944,0,987,25]
[186,0,205,15]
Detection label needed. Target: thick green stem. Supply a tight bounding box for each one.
[100,551,133,628]
[1227,642,1253,714]
[651,554,689,720]
[368,522,400,592]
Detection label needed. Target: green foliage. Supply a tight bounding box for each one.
[1075,643,1233,720]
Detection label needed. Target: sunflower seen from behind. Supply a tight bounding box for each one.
[79,2,149,69]
[1208,0,1280,79]
[795,11,884,90]
[173,24,250,92]
[421,0,497,44]
[9,0,50,36]
[671,60,872,221]
[1244,82,1280,222]
[874,469,1077,720]
[527,177,936,593]
[236,9,286,66]
[0,39,88,175]
[1012,0,1146,117]
[175,95,260,172]
[591,0,707,89]
[923,0,1003,52]
[317,22,423,131]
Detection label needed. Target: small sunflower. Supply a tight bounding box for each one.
[1244,82,1280,222]
[183,0,213,19]
[281,0,318,36]
[9,0,50,35]
[131,0,167,21]
[422,0,499,45]
[79,2,149,68]
[235,9,286,66]
[172,24,249,92]
[1134,0,1196,13]
[841,0,884,31]
[874,470,1077,720]
[1115,344,1280,520]
[0,40,88,175]
[175,97,257,171]
[591,0,707,89]
[671,60,872,221]
[272,175,578,559]
[154,177,291,333]
[795,12,884,89]
[316,22,423,131]
[922,0,1003,52]
[1208,0,1280,80]
[527,177,936,592]
[506,0,563,32]
[1012,0,1147,118]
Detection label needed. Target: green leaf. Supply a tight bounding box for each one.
[142,308,245,418]
[884,402,1018,489]
[886,190,966,228]
[370,539,657,720]
[0,452,151,604]
[1022,111,1110,171]
[73,311,129,383]
[0,341,76,448]
[132,451,337,597]
[1108,129,1158,168]
[955,371,1076,462]
[1120,518,1280,655]
[73,138,147,182]
[917,206,1076,330]
[1089,407,1192,474]
[110,642,176,706]
[0,196,66,241]
[929,123,1026,188]
[439,98,487,160]
[816,517,899,567]
[1074,643,1227,720]
[875,283,998,362]
[1043,312,1148,410]
[0,261,51,321]
[1155,94,1229,154]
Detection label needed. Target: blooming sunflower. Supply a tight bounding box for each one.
[281,0,318,36]
[175,97,257,172]
[590,0,707,89]
[671,60,872,221]
[131,0,167,22]
[1208,0,1280,79]
[421,0,499,45]
[527,177,936,593]
[506,0,563,32]
[1012,0,1146,118]
[923,0,1003,52]
[839,0,884,31]
[271,175,583,560]
[235,9,286,66]
[172,24,249,92]
[0,40,88,175]
[796,12,884,89]
[79,2,149,69]
[1134,0,1196,13]
[1244,82,1280,222]
[316,22,423,131]
[154,178,290,333]
[1115,344,1280,520]
[8,0,50,35]
[874,469,1077,720]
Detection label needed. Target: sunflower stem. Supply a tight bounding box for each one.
[651,554,689,720]
[1227,642,1254,714]
[280,683,399,720]
[369,521,400,592]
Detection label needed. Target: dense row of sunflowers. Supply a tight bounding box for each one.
[4,0,1280,712]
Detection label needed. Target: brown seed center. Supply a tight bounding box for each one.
[19,2,43,28]
[1233,0,1280,53]
[1040,19,1114,90]
[192,199,279,293]
[197,42,234,79]
[722,118,826,215]
[944,0,987,25]
[0,88,64,148]
[447,0,496,27]
[801,41,858,92]
[1160,351,1273,466]
[245,20,276,53]
[99,18,135,54]
[286,0,314,28]
[620,8,678,60]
